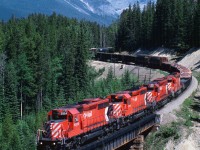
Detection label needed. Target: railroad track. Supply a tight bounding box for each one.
[37,52,193,150]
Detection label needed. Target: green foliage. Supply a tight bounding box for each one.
[176,97,199,127]
[0,52,6,122]
[107,66,114,82]
[88,68,137,98]
[56,87,67,107]
[156,126,179,139]
[5,61,20,121]
[116,0,200,51]
[1,112,14,149]
[145,122,179,150]
[193,0,200,46]
[0,13,115,149]
[0,26,4,52]
[121,69,131,88]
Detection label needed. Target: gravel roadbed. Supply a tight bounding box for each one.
[156,76,198,125]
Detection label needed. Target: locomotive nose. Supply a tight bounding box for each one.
[44,122,63,140]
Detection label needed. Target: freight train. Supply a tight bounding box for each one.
[37,52,192,150]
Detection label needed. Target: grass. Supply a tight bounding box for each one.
[145,80,200,149]
[176,95,199,127]
[144,122,180,150]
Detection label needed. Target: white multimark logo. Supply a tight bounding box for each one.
[83,111,92,118]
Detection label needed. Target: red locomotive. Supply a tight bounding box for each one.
[107,88,147,119]
[38,98,110,147]
[37,54,192,150]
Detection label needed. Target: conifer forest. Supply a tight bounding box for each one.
[0,0,199,149]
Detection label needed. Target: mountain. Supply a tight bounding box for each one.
[0,0,156,25]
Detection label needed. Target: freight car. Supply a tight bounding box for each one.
[37,53,192,150]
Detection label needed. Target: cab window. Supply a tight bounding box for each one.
[155,88,159,92]
[52,111,67,120]
[68,115,73,122]
[124,99,130,105]
[140,90,146,95]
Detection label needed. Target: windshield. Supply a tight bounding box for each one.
[111,98,122,103]
[52,110,67,120]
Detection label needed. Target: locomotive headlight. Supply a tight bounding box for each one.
[40,142,43,145]
[53,142,56,145]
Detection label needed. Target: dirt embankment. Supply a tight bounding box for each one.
[178,48,200,72]
[89,60,165,82]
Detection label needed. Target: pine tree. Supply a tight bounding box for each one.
[0,53,6,121]
[45,56,62,108]
[9,127,23,150]
[106,66,114,83]
[116,10,130,51]
[5,61,20,121]
[141,1,155,47]
[1,111,14,149]
[0,25,4,52]
[55,87,66,107]
[153,0,173,46]
[17,52,34,118]
[121,70,131,89]
[174,0,185,48]
[193,0,200,46]
[182,0,195,48]
[17,120,35,150]
[74,22,90,94]
[63,50,76,100]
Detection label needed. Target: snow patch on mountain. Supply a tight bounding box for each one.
[0,0,157,25]
[107,0,156,14]
[80,0,95,13]
[63,0,90,15]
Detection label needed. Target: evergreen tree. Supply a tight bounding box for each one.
[17,120,35,150]
[182,0,195,48]
[1,112,14,149]
[9,127,22,150]
[55,87,66,107]
[106,66,114,82]
[173,0,185,48]
[0,53,6,121]
[141,1,155,47]
[121,70,131,88]
[17,52,34,118]
[0,25,4,52]
[116,10,129,51]
[46,56,62,107]
[75,22,90,94]
[193,0,200,46]
[5,61,20,121]
[59,27,76,100]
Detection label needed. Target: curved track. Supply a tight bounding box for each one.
[37,52,194,150]
[157,76,198,125]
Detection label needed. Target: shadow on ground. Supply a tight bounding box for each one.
[191,100,200,112]
[193,60,200,71]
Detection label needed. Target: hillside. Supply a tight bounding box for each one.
[178,48,200,72]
